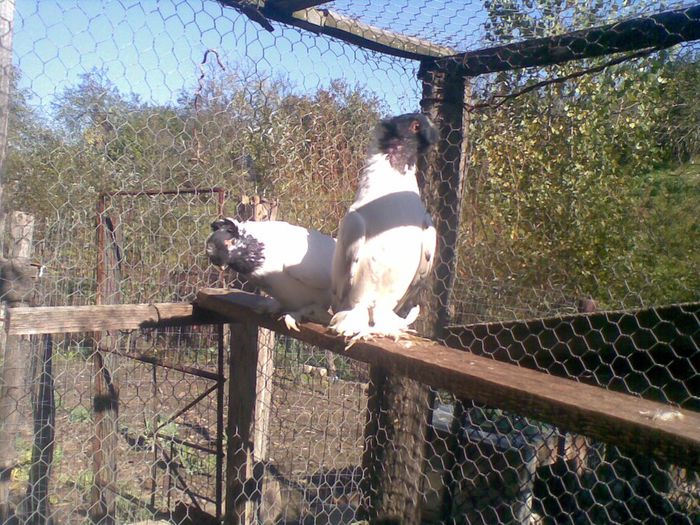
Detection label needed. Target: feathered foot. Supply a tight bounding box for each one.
[369,308,418,342]
[329,308,371,337]
[329,307,420,350]
[281,313,301,332]
[328,308,373,349]
[279,304,332,332]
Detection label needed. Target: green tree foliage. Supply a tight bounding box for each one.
[455,0,699,316]
[5,63,381,303]
[6,1,698,309]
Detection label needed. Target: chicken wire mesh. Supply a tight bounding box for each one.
[1,0,698,524]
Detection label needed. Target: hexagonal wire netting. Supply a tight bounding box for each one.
[0,0,698,524]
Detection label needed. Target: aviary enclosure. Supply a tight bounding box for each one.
[0,1,698,524]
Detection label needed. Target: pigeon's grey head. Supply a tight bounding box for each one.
[206,218,264,275]
[375,113,438,172]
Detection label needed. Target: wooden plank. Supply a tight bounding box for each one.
[265,0,331,12]
[225,321,259,525]
[196,289,700,472]
[424,5,700,77]
[218,1,456,60]
[5,302,228,335]
[281,7,456,59]
[444,303,700,411]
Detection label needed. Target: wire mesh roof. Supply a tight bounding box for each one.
[293,0,700,53]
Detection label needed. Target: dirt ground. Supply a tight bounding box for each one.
[5,335,368,525]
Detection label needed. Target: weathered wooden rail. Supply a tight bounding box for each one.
[5,288,700,524]
[5,289,700,523]
[6,289,700,474]
[194,289,700,474]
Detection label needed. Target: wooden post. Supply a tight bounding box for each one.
[246,196,276,523]
[0,211,36,523]
[90,207,121,525]
[225,321,259,525]
[215,324,226,521]
[359,64,467,522]
[90,349,118,525]
[250,194,276,472]
[417,62,467,338]
[419,61,469,521]
[0,0,16,253]
[359,367,433,524]
[27,335,55,525]
[223,195,278,524]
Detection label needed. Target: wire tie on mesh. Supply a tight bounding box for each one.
[193,49,226,112]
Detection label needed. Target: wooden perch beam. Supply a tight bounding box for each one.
[196,288,700,472]
[425,5,700,76]
[5,302,227,335]
[265,0,331,12]
[220,3,699,67]
[218,0,456,60]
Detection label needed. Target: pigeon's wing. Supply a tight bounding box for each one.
[395,212,436,315]
[331,210,367,311]
[282,229,336,292]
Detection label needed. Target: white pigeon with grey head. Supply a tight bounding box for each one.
[329,112,438,342]
[206,218,335,331]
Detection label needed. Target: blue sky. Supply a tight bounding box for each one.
[12,0,692,115]
[12,0,442,115]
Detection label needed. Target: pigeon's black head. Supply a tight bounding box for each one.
[376,113,438,172]
[206,218,264,275]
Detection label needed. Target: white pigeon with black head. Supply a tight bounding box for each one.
[206,219,336,331]
[329,112,438,342]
